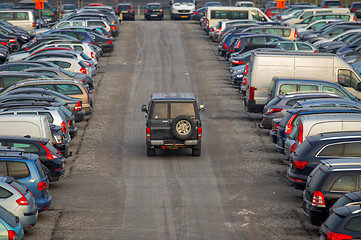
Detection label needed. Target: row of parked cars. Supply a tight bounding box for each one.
[0,2,120,239]
[201,1,361,239]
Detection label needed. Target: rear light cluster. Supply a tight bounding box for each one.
[0,42,8,46]
[9,39,16,43]
[222,42,228,50]
[293,160,307,169]
[198,127,202,139]
[244,63,249,76]
[235,39,242,49]
[249,87,255,100]
[312,191,326,207]
[37,181,47,191]
[232,60,244,65]
[110,26,117,30]
[38,141,58,160]
[298,123,303,144]
[61,121,67,133]
[266,108,282,114]
[8,230,18,240]
[272,123,279,132]
[32,22,36,27]
[91,52,95,59]
[290,143,295,153]
[326,231,352,240]
[285,114,297,135]
[242,77,247,86]
[145,10,148,13]
[75,101,82,111]
[107,40,113,45]
[80,68,87,74]
[12,185,29,206]
[83,61,91,67]
[146,127,151,139]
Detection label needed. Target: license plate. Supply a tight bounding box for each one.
[122,11,128,13]
[181,16,188,18]
[151,14,158,17]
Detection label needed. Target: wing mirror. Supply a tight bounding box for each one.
[141,104,148,113]
[199,104,204,112]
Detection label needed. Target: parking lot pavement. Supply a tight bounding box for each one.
[27,21,319,239]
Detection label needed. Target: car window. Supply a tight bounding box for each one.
[57,22,70,28]
[338,69,361,90]
[74,46,83,51]
[17,112,37,116]
[39,112,54,123]
[299,85,318,92]
[318,143,343,157]
[280,43,294,50]
[150,102,168,119]
[286,99,300,106]
[0,162,7,176]
[297,43,312,51]
[330,175,355,192]
[34,159,45,179]
[0,12,13,21]
[344,142,361,157]
[76,33,86,40]
[170,102,196,118]
[9,142,39,153]
[250,10,264,21]
[56,84,83,95]
[7,161,30,179]
[0,187,12,198]
[322,86,346,96]
[15,12,29,20]
[52,61,71,69]
[279,84,297,94]
[345,216,361,232]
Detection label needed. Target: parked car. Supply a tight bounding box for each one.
[0,175,37,230]
[330,191,361,212]
[0,205,24,240]
[319,0,343,8]
[115,3,134,20]
[303,159,361,225]
[141,93,204,156]
[350,2,361,17]
[267,40,318,52]
[265,7,289,19]
[144,3,164,20]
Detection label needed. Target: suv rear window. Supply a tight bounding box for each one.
[345,216,361,232]
[117,5,131,11]
[7,161,30,179]
[150,102,167,119]
[170,102,196,118]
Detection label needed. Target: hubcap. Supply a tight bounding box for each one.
[176,120,191,135]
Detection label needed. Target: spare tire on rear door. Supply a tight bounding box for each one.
[171,115,195,140]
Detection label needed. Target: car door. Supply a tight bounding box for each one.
[148,102,170,140]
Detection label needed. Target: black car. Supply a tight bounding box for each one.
[0,136,65,182]
[191,7,206,22]
[320,205,361,239]
[350,2,361,18]
[144,3,164,20]
[141,93,204,156]
[287,131,361,190]
[115,3,135,21]
[330,191,361,212]
[303,159,361,225]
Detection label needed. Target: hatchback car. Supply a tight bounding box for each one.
[0,149,52,211]
[320,0,342,7]
[287,131,361,189]
[142,93,204,156]
[144,3,163,20]
[350,2,361,17]
[0,205,24,240]
[303,159,361,225]
[0,175,37,230]
[330,191,361,212]
[115,3,135,20]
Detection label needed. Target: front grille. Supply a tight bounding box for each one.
[178,10,190,13]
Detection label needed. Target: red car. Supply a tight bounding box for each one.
[264,7,289,18]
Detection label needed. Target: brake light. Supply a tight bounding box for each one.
[249,87,255,100]
[198,127,202,139]
[353,15,356,21]
[91,52,94,59]
[16,196,29,206]
[290,143,295,153]
[242,77,247,85]
[68,120,72,127]
[235,39,242,49]
[326,231,352,240]
[38,141,58,160]
[146,127,151,139]
[211,27,215,32]
[0,42,8,46]
[298,123,303,144]
[266,108,282,114]
[206,19,209,28]
[107,40,113,44]
[293,160,307,169]
[32,22,35,27]
[89,42,94,45]
[324,6,328,8]
[80,68,87,74]
[312,191,326,207]
[194,11,199,15]
[272,123,279,132]
[110,25,117,30]
[222,42,228,49]
[25,47,30,50]
[83,61,91,67]
[75,101,82,111]
[244,63,249,76]
[8,230,18,240]
[351,8,356,11]
[294,29,298,39]
[9,39,16,43]
[160,9,163,12]
[232,60,244,65]
[314,50,318,53]
[145,9,148,13]
[216,27,221,33]
[285,114,297,135]
[37,181,47,191]
[61,121,66,133]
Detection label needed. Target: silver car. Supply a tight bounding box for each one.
[0,176,38,230]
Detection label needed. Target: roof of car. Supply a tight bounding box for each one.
[307,131,361,142]
[321,158,361,169]
[278,92,341,99]
[151,93,197,101]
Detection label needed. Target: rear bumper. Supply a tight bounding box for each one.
[286,168,306,190]
[303,198,328,225]
[36,192,52,212]
[148,139,200,147]
[73,109,85,122]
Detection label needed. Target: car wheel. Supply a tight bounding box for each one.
[192,143,201,156]
[171,115,195,140]
[147,146,155,157]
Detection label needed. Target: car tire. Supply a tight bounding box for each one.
[171,115,195,140]
[192,143,201,156]
[147,146,155,157]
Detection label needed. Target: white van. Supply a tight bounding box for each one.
[205,6,271,33]
[244,51,361,112]
[170,0,196,20]
[0,115,52,140]
[0,10,35,32]
[282,8,350,26]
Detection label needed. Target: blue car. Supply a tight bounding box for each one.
[0,205,24,240]
[0,149,52,211]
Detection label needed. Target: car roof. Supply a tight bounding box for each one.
[278,92,341,99]
[151,93,197,101]
[295,98,360,106]
[308,131,361,142]
[321,158,361,169]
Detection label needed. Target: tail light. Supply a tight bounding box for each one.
[61,121,66,133]
[290,143,295,153]
[160,9,163,12]
[110,25,117,30]
[198,127,202,139]
[75,101,82,111]
[272,123,279,132]
[216,27,221,33]
[235,39,242,49]
[25,47,30,50]
[38,141,58,160]
[80,68,87,74]
[37,181,47,191]
[91,52,94,59]
[244,63,249,76]
[232,60,244,65]
[89,42,94,45]
[146,127,151,139]
[9,39,16,43]
[8,230,18,240]
[297,123,303,144]
[324,6,328,8]
[107,40,113,44]
[131,5,134,13]
[353,15,356,21]
[0,42,9,46]
[32,22,35,27]
[326,231,352,240]
[294,29,298,39]
[211,27,215,32]
[16,196,29,206]
[312,191,326,207]
[285,114,297,135]
[83,61,91,67]
[52,13,54,16]
[222,42,228,49]
[242,77,247,85]
[194,11,199,15]
[266,108,282,114]
[206,19,209,28]
[339,5,342,8]
[314,50,318,53]
[68,120,72,127]
[62,11,65,14]
[145,10,148,13]
[249,87,255,100]
[351,8,356,11]
[293,160,307,169]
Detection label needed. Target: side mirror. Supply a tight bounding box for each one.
[141,104,148,113]
[199,104,204,112]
